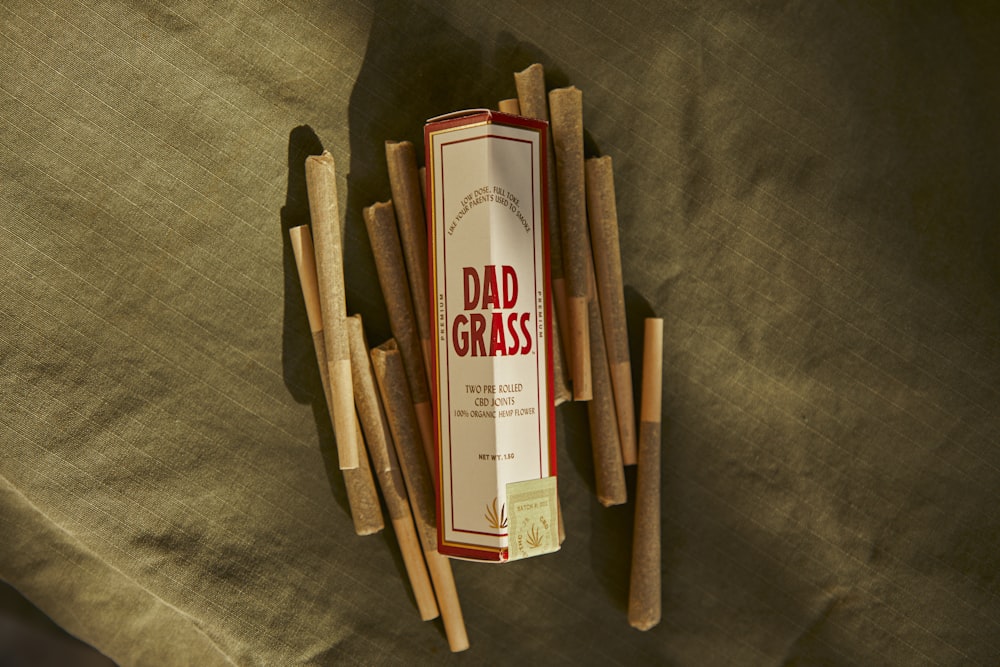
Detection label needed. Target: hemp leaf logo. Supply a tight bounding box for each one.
[485,497,507,529]
[525,522,544,548]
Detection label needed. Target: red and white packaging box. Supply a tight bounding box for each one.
[425,109,559,562]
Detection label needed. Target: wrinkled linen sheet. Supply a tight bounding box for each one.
[2,1,999,664]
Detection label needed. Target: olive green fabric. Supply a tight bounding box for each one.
[2,1,999,664]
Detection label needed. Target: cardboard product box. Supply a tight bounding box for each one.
[425,109,559,562]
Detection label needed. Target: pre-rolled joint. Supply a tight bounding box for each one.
[306,151,358,470]
[514,64,547,120]
[498,98,520,114]
[425,552,470,652]
[346,315,393,475]
[585,156,637,464]
[371,340,437,551]
[372,340,469,650]
[385,141,432,384]
[586,289,626,506]
[629,417,661,629]
[629,317,664,629]
[549,87,592,400]
[342,416,384,536]
[391,515,439,622]
[548,87,587,297]
[363,202,430,407]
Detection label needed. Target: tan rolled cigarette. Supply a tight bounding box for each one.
[549,308,572,405]
[515,64,572,376]
[346,315,394,477]
[347,315,438,621]
[629,317,663,631]
[385,141,433,388]
[513,64,548,122]
[498,98,520,114]
[288,226,325,335]
[586,262,626,506]
[370,341,435,551]
[585,156,637,466]
[548,86,592,401]
[393,513,437,620]
[289,225,382,535]
[372,340,469,653]
[363,201,435,471]
[344,417,385,535]
[305,152,358,470]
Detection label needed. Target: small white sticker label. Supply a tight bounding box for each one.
[505,477,560,561]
